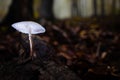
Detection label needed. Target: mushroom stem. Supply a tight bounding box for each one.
[28,33,33,58]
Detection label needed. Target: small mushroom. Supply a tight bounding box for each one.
[12,21,45,59]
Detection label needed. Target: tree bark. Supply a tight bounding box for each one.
[1,0,33,26]
[40,0,54,20]
[101,0,105,16]
[93,0,97,16]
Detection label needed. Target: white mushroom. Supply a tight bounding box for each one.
[12,21,45,59]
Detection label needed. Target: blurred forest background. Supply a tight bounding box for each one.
[0,0,120,24]
[0,0,120,80]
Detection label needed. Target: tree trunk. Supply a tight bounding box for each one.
[1,0,33,26]
[40,0,54,20]
[111,0,116,15]
[93,0,97,16]
[101,0,105,16]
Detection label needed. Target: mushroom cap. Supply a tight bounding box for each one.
[12,21,45,34]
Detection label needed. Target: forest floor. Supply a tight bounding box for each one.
[0,17,120,80]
